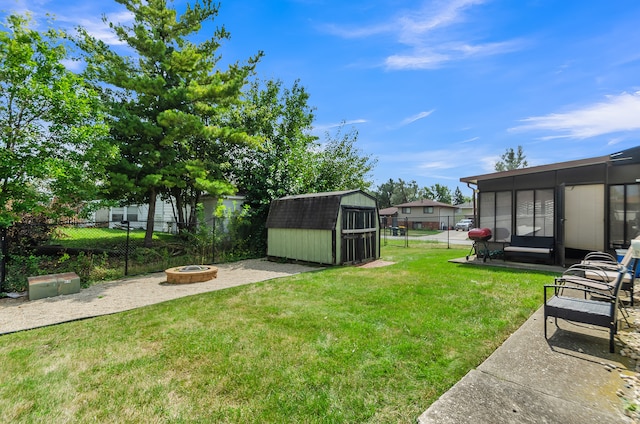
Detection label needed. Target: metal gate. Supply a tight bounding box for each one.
[341,207,377,264]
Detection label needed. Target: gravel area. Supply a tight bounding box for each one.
[615,305,640,421]
[0,258,321,335]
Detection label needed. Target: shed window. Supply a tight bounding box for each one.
[423,206,434,214]
[516,189,554,236]
[401,207,411,214]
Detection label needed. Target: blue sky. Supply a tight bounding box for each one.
[5,0,640,198]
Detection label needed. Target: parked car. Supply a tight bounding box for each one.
[454,218,474,231]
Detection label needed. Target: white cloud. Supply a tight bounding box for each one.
[324,0,522,70]
[418,160,457,170]
[400,110,434,126]
[312,119,368,132]
[60,58,83,72]
[385,51,450,70]
[510,91,640,139]
[74,11,134,46]
[460,136,479,143]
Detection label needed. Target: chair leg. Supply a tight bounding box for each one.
[619,304,631,328]
[610,327,615,353]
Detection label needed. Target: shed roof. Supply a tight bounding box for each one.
[266,189,376,230]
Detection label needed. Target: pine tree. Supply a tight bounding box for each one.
[74,0,262,246]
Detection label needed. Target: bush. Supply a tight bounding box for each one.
[6,214,54,255]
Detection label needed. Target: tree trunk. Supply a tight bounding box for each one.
[172,187,186,230]
[144,188,157,247]
[187,190,200,231]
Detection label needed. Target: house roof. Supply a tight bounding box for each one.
[460,145,640,185]
[266,189,377,230]
[378,207,398,216]
[455,201,474,209]
[394,199,456,209]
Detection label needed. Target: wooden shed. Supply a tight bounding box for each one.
[266,190,380,265]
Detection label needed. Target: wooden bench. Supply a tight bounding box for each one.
[503,235,554,264]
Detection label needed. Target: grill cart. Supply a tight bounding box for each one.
[466,228,492,262]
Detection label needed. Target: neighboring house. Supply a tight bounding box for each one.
[94,195,245,233]
[378,206,398,227]
[93,198,177,232]
[266,190,380,265]
[454,201,475,220]
[394,199,457,230]
[460,145,640,266]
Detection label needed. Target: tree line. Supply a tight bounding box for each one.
[0,1,375,253]
[0,0,528,254]
[370,179,469,209]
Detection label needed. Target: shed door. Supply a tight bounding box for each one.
[342,207,377,264]
[564,184,605,251]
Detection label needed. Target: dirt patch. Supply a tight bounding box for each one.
[357,260,395,268]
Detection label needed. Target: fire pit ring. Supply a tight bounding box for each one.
[165,265,218,284]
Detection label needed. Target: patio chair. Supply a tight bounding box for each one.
[555,263,631,327]
[544,266,627,353]
[579,246,638,306]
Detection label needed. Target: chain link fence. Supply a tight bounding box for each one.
[0,217,247,293]
[381,216,467,248]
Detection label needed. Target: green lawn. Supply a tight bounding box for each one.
[0,244,555,423]
[52,227,177,250]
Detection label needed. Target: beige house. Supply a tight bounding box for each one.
[393,199,457,230]
[455,201,475,220]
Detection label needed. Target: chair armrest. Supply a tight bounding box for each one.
[544,284,616,302]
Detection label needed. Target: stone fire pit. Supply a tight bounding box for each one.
[165,265,218,284]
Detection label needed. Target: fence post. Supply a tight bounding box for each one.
[211,216,216,264]
[0,227,6,291]
[404,217,409,247]
[124,221,130,276]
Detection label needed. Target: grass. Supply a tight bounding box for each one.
[52,227,177,250]
[0,244,555,423]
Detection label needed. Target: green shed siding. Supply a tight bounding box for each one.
[339,191,377,209]
[267,228,335,264]
[266,190,380,265]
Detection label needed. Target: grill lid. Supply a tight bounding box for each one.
[468,228,492,241]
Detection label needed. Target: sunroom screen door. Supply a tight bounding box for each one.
[564,184,604,251]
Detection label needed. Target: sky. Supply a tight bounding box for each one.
[4,0,640,198]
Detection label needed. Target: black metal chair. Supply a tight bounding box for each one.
[544,267,627,353]
[580,248,637,306]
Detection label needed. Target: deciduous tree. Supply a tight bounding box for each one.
[226,79,375,253]
[424,183,452,205]
[0,14,113,227]
[307,124,377,193]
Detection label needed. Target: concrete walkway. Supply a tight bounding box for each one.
[418,306,635,423]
